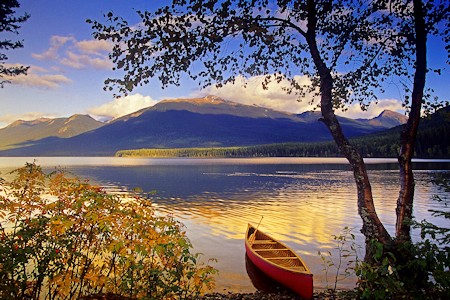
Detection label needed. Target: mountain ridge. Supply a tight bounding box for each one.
[0,96,408,156]
[357,110,408,128]
[0,114,104,150]
[113,95,302,123]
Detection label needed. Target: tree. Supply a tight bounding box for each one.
[89,0,448,263]
[0,0,30,88]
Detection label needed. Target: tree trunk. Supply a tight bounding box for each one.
[395,0,427,241]
[304,0,391,259]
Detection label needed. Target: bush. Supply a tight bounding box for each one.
[318,226,360,295]
[356,175,450,299]
[319,175,449,299]
[0,163,216,299]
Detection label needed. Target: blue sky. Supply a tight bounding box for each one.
[0,0,448,128]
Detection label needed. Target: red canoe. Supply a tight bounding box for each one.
[245,223,313,299]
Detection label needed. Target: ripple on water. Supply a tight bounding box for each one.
[3,159,446,292]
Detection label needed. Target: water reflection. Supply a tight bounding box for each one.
[245,254,289,294]
[0,157,448,293]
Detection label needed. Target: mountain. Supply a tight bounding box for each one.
[357,110,408,128]
[298,109,408,129]
[116,96,301,122]
[347,105,450,158]
[0,96,407,156]
[0,114,104,150]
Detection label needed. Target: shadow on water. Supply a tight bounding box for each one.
[245,254,289,294]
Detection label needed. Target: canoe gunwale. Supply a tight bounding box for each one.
[245,223,312,275]
[245,223,314,300]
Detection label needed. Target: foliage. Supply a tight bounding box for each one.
[0,162,217,299]
[318,227,360,297]
[88,0,448,108]
[0,0,30,87]
[356,241,409,299]
[356,175,450,299]
[319,175,449,299]
[114,143,338,158]
[356,239,448,299]
[413,174,450,297]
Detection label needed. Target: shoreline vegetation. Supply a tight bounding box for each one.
[2,163,449,299]
[0,163,217,299]
[1,163,357,300]
[114,138,448,159]
[81,290,355,299]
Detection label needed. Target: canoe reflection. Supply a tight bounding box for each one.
[245,253,291,294]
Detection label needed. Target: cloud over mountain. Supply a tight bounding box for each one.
[0,112,60,129]
[194,74,405,119]
[194,74,319,114]
[87,93,160,120]
[343,99,406,119]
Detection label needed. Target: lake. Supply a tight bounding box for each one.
[1,157,449,293]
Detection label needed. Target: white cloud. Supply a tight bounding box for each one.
[32,35,76,60]
[60,51,113,69]
[339,99,405,119]
[32,35,113,70]
[192,74,319,114]
[192,74,406,119]
[75,40,111,55]
[4,65,72,89]
[87,94,159,120]
[0,112,60,128]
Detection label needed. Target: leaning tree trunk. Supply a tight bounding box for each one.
[318,72,392,254]
[395,0,427,242]
[304,0,391,259]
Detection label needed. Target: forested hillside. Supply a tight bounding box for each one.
[0,97,406,156]
[116,106,449,159]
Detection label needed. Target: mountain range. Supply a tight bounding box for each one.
[0,114,103,150]
[0,96,408,156]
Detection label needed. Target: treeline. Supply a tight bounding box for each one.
[115,143,341,158]
[115,107,450,158]
[115,130,448,158]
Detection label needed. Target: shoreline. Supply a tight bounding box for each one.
[82,290,355,300]
[200,290,356,299]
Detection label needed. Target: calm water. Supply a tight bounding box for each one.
[1,157,449,292]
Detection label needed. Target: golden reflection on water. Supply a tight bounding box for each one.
[1,158,448,293]
[148,169,447,292]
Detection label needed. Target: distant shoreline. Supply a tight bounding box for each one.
[114,141,450,160]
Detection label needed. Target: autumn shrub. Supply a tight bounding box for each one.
[0,163,217,300]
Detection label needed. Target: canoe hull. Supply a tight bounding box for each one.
[245,224,313,299]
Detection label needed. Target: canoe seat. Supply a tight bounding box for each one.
[252,240,277,244]
[267,257,303,269]
[255,248,289,251]
[289,266,306,271]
